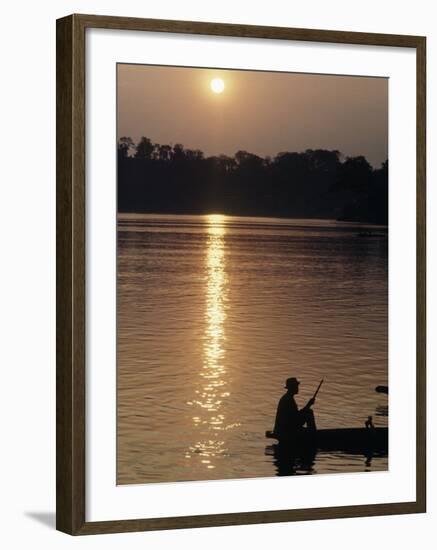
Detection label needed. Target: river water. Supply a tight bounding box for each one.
[117,214,388,484]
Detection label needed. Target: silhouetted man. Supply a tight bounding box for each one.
[274,377,317,443]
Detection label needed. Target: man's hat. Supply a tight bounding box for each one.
[285,377,300,389]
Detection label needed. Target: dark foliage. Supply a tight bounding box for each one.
[118,137,388,224]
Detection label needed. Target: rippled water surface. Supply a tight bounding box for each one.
[117,214,388,484]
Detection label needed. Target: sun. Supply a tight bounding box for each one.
[210,78,225,94]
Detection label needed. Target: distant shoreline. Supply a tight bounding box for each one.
[116,211,388,229]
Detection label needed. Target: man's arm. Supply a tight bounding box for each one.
[301,397,316,411]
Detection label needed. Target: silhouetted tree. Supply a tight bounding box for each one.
[171,143,186,162]
[337,156,373,191]
[184,149,204,162]
[118,136,135,159]
[305,149,341,173]
[117,136,388,224]
[154,143,172,161]
[135,136,154,160]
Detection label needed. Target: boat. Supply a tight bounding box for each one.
[265,427,388,453]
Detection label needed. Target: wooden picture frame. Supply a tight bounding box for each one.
[56,13,426,535]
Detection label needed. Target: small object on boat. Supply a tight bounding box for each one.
[365,415,374,429]
[375,385,388,394]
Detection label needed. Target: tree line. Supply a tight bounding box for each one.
[118,136,388,224]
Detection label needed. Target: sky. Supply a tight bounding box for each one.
[117,64,388,168]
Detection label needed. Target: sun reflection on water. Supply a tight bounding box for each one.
[186,214,237,469]
[204,215,227,410]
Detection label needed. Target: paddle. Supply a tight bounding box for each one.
[306,379,323,410]
[313,379,324,400]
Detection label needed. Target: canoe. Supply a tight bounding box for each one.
[265,427,388,453]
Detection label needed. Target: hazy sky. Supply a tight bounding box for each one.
[117,64,388,168]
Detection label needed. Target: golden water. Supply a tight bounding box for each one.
[117,214,388,484]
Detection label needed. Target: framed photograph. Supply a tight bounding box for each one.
[56,14,426,535]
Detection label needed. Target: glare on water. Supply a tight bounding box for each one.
[187,215,233,469]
